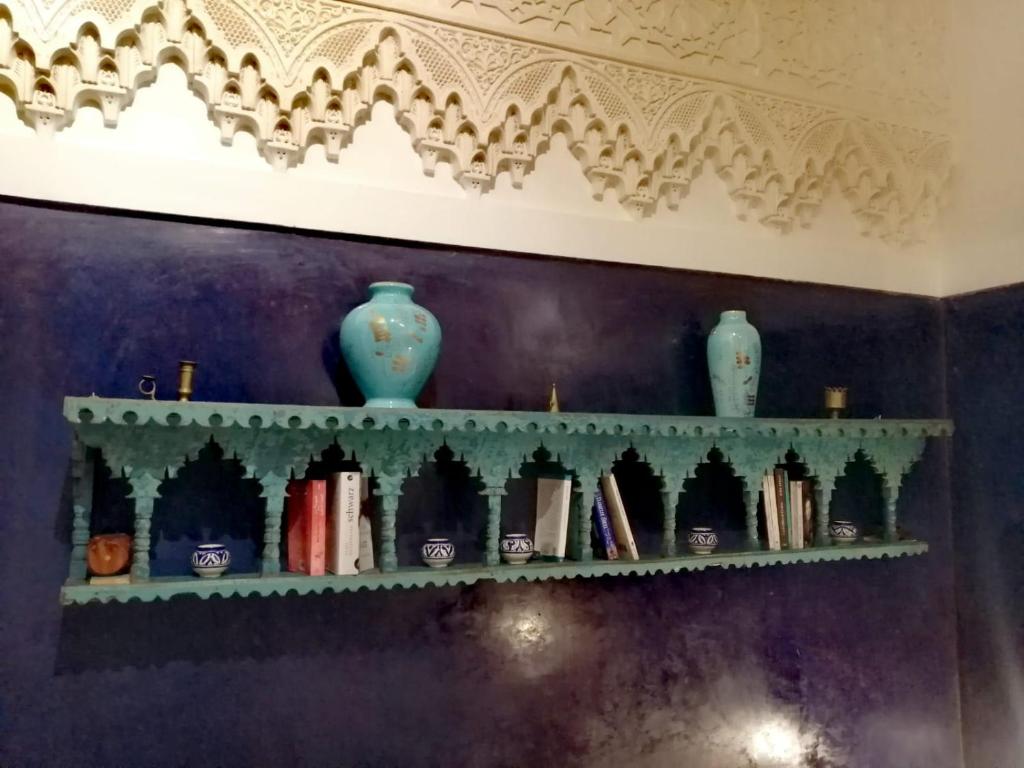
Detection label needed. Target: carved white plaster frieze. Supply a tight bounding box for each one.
[0,0,952,242]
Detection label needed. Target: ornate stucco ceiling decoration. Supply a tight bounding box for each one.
[0,0,951,243]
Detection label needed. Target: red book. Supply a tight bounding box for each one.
[286,480,308,573]
[305,479,327,576]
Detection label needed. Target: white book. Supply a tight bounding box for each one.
[358,475,375,572]
[601,474,639,560]
[327,472,361,575]
[763,473,780,550]
[534,476,572,560]
[790,480,803,550]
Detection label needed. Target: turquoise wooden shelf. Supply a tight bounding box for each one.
[62,396,952,605]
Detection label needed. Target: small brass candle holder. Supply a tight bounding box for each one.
[824,386,848,419]
[177,360,198,402]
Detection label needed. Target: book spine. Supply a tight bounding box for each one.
[327,472,360,575]
[773,469,788,549]
[802,480,815,547]
[534,477,571,560]
[286,480,308,573]
[562,480,574,558]
[358,473,374,571]
[763,473,779,550]
[783,475,793,548]
[592,488,620,560]
[789,480,802,550]
[602,474,639,560]
[305,479,327,576]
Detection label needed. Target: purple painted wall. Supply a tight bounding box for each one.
[946,283,1024,768]
[0,199,961,767]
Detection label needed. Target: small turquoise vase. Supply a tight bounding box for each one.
[707,310,761,417]
[339,282,441,408]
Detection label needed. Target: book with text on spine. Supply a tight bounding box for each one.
[773,468,789,549]
[601,474,639,560]
[592,487,620,560]
[327,472,360,576]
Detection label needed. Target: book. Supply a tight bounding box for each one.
[773,469,789,549]
[802,480,815,547]
[762,473,780,550]
[789,480,803,550]
[358,475,375,572]
[306,479,327,576]
[286,480,308,573]
[288,479,327,575]
[601,474,639,560]
[535,476,572,560]
[327,472,361,576]
[783,473,795,549]
[592,487,620,560]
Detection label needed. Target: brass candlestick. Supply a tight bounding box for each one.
[177,360,198,402]
[824,386,848,419]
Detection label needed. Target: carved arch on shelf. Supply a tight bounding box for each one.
[0,0,951,242]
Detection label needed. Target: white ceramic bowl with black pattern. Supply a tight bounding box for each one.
[499,533,534,565]
[191,543,231,578]
[687,527,719,555]
[421,537,455,568]
[829,520,859,545]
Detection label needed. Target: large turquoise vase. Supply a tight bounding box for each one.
[707,310,761,417]
[339,282,441,408]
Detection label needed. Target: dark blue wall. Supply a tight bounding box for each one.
[0,199,961,767]
[946,283,1024,768]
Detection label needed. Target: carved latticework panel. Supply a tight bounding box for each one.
[0,0,951,242]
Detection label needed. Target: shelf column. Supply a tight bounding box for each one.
[742,480,761,550]
[572,477,596,562]
[69,441,94,580]
[660,473,685,558]
[882,481,900,542]
[481,486,505,566]
[127,472,162,582]
[813,477,836,547]
[259,472,288,575]
[374,476,403,573]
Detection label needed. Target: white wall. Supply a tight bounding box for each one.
[0,63,946,296]
[939,0,1024,295]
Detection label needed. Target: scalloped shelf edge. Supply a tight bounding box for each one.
[63,396,954,439]
[61,540,928,605]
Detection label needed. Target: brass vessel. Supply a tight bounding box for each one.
[824,386,848,419]
[177,360,198,402]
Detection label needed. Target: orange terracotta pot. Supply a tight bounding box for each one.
[87,533,132,576]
